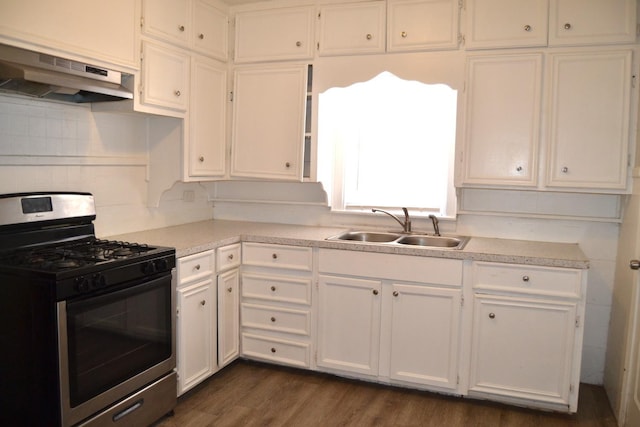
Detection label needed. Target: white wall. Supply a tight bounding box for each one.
[0,95,213,236]
[209,180,620,385]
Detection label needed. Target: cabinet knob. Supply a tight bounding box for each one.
[271,316,276,322]
[285,162,291,168]
[401,31,407,38]
[630,260,640,270]
[272,253,278,259]
[564,23,572,30]
[524,25,532,32]
[270,285,276,292]
[228,254,234,260]
[200,300,206,306]
[372,289,379,295]
[296,41,302,47]
[271,347,277,353]
[227,287,233,293]
[174,90,181,97]
[516,166,523,172]
[199,33,205,40]
[561,166,569,173]
[179,25,185,32]
[489,313,495,319]
[393,290,399,297]
[199,156,205,162]
[195,264,201,270]
[522,275,530,282]
[366,33,372,40]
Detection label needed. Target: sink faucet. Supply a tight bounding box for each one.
[372,208,412,233]
[429,214,440,236]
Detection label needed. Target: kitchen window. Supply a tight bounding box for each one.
[317,71,458,217]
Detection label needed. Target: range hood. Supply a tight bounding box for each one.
[0,44,133,103]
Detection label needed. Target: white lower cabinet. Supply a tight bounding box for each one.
[240,243,313,368]
[468,261,586,412]
[216,243,241,368]
[176,250,217,395]
[317,249,464,392]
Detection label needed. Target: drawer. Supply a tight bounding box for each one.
[242,333,310,368]
[243,243,312,271]
[178,250,215,284]
[472,261,582,298]
[242,273,312,305]
[217,243,241,272]
[241,303,311,336]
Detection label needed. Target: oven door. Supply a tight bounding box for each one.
[57,271,176,426]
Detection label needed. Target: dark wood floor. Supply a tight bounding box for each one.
[155,360,618,427]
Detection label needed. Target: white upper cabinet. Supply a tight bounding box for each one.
[318,1,387,56]
[231,64,308,180]
[387,0,460,52]
[549,0,637,46]
[186,56,227,179]
[142,0,228,60]
[465,0,549,49]
[0,0,137,69]
[140,41,190,112]
[234,6,315,63]
[460,54,543,187]
[545,49,632,191]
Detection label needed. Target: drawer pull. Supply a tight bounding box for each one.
[178,25,185,32]
[272,253,278,259]
[270,316,276,322]
[200,300,206,306]
[194,264,201,270]
[522,275,530,282]
[372,289,379,295]
[227,287,232,293]
[228,254,234,260]
[270,285,276,292]
[489,312,495,319]
[524,24,531,32]
[393,291,399,297]
[199,33,204,39]
[271,347,276,353]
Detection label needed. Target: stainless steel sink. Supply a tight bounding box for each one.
[327,231,469,250]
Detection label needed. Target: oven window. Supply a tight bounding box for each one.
[66,276,172,407]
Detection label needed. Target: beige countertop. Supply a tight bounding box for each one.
[107,220,589,269]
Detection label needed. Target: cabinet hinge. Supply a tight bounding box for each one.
[318,11,321,19]
[458,0,464,10]
[460,296,464,307]
[458,34,465,46]
[317,42,320,51]
[632,75,637,89]
[457,375,460,385]
[229,91,234,102]
[140,16,144,28]
[569,383,574,393]
[575,316,580,328]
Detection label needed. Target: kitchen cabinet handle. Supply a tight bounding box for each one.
[270,285,276,292]
[366,33,373,40]
[564,23,572,30]
[227,287,232,293]
[174,90,181,97]
[179,25,185,32]
[228,254,234,260]
[522,275,530,282]
[199,156,204,162]
[195,264,201,270]
[199,33,204,40]
[272,253,278,259]
[489,313,495,319]
[516,166,523,172]
[270,316,276,322]
[524,25,532,32]
[285,162,291,168]
[561,166,569,173]
[372,289,379,295]
[200,300,206,306]
[393,291,399,297]
[271,347,277,353]
[631,260,640,270]
[401,31,407,38]
[296,41,302,47]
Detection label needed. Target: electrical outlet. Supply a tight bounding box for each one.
[183,190,195,202]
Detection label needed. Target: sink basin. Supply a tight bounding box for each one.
[395,235,467,248]
[327,231,469,249]
[330,231,401,242]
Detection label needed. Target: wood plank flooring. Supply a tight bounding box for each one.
[154,360,618,427]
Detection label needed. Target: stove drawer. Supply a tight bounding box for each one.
[178,250,215,285]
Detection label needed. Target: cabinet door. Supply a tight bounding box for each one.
[318,2,386,56]
[465,0,548,49]
[387,0,459,52]
[549,0,636,46]
[235,6,315,63]
[389,284,461,390]
[187,56,226,179]
[141,41,190,111]
[317,275,382,376]
[193,0,229,61]
[142,0,191,46]
[231,65,307,180]
[177,279,217,395]
[546,50,631,190]
[218,268,240,368]
[460,54,542,187]
[469,294,577,405]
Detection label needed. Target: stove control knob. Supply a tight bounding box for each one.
[92,273,107,288]
[155,258,170,272]
[142,261,157,275]
[74,276,90,293]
